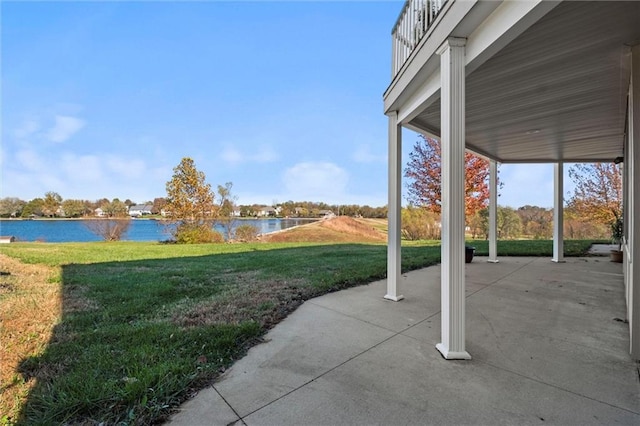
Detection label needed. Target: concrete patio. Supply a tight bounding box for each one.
[168,256,640,425]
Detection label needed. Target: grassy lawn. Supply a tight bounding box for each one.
[468,239,600,257]
[0,239,597,424]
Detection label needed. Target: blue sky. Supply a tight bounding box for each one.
[1,1,569,208]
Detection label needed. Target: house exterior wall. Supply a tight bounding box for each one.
[624,44,640,359]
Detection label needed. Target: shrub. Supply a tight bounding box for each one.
[234,224,259,242]
[402,207,440,240]
[85,218,131,241]
[175,223,224,244]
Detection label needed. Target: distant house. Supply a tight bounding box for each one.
[129,204,153,217]
[319,210,335,219]
[94,208,105,217]
[257,206,277,217]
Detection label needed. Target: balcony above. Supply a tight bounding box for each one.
[392,0,447,77]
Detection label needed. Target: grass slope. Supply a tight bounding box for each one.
[261,216,387,243]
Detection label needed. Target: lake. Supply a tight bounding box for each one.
[0,218,315,243]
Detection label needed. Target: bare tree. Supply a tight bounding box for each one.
[85,198,131,241]
[216,182,237,240]
[85,218,132,241]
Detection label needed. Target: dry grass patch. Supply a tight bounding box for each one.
[262,216,387,243]
[359,218,388,233]
[171,272,308,330]
[0,254,61,424]
[319,216,386,241]
[62,284,99,313]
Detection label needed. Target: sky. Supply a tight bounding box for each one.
[1,1,573,209]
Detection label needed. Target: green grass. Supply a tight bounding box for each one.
[0,239,598,424]
[468,239,601,257]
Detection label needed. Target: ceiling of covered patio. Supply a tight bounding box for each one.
[409,1,640,164]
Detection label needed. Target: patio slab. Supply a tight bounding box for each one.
[588,243,619,255]
[167,257,640,425]
[244,334,638,426]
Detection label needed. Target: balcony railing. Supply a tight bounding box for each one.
[391,0,447,77]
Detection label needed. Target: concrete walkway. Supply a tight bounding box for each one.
[167,257,639,425]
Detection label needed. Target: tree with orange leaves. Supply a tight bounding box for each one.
[567,163,622,226]
[404,135,493,218]
[165,157,223,243]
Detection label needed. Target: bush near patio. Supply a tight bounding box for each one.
[233,224,259,242]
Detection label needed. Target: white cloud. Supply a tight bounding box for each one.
[221,147,244,166]
[60,153,105,182]
[16,149,45,172]
[105,155,146,180]
[14,119,40,139]
[221,145,278,166]
[282,162,349,201]
[4,173,62,199]
[47,115,85,142]
[352,144,386,164]
[253,146,278,163]
[2,143,173,201]
[55,153,165,201]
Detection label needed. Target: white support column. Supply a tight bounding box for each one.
[629,44,640,359]
[488,160,499,263]
[552,162,565,263]
[436,37,470,360]
[385,111,404,302]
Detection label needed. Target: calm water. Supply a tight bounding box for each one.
[0,218,315,243]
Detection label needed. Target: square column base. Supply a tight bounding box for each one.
[436,343,471,360]
[384,294,404,302]
[487,259,499,264]
[551,259,566,263]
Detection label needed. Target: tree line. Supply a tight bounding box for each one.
[403,135,622,241]
[0,194,169,219]
[0,195,387,220]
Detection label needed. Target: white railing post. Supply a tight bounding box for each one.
[391,0,447,77]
